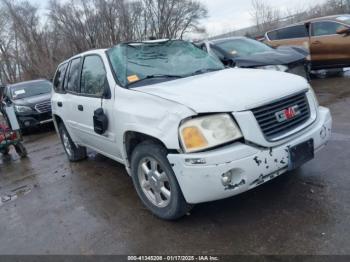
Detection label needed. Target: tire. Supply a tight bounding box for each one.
[130,141,192,220]
[58,123,87,162]
[326,68,344,77]
[14,143,27,158]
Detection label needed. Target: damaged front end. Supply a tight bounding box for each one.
[167,106,332,204]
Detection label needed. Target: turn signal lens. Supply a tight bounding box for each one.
[182,126,208,150]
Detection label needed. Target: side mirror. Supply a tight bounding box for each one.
[93,108,108,135]
[336,27,350,35]
[221,57,236,68]
[2,95,11,106]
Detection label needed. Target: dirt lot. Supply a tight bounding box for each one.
[0,71,350,255]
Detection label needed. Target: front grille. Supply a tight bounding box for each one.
[252,92,310,141]
[35,100,51,113]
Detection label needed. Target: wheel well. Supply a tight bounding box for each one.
[124,131,168,167]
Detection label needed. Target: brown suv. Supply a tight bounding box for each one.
[265,15,350,70]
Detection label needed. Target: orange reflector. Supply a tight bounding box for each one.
[182,126,208,150]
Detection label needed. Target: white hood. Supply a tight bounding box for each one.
[134,68,309,113]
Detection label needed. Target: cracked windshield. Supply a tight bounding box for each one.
[107,40,224,87]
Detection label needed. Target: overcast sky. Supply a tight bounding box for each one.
[32,0,327,36]
[199,0,328,36]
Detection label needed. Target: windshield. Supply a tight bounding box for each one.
[107,40,224,87]
[10,81,52,100]
[215,38,273,56]
[336,15,350,25]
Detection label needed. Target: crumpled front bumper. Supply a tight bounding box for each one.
[168,106,332,204]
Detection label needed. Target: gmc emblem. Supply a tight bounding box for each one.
[275,105,301,123]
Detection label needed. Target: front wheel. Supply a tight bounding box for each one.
[131,141,192,220]
[58,123,87,162]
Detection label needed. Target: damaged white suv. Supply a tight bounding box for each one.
[51,40,332,220]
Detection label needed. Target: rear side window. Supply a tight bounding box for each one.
[53,63,68,93]
[80,55,107,96]
[66,58,81,93]
[312,21,348,36]
[268,25,308,40]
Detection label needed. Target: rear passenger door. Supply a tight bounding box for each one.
[52,61,68,129]
[52,62,68,95]
[62,57,84,143]
[70,54,119,158]
[310,21,350,68]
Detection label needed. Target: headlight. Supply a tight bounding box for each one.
[179,114,243,153]
[15,105,32,113]
[257,65,288,72]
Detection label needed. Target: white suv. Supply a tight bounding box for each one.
[51,40,332,220]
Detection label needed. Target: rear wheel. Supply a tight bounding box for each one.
[58,123,87,162]
[131,141,192,220]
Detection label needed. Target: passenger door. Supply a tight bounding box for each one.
[310,21,350,68]
[70,54,119,158]
[52,62,68,121]
[62,57,84,143]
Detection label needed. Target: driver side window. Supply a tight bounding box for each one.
[80,55,108,97]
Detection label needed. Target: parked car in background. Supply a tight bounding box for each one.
[265,14,350,70]
[197,37,309,79]
[4,79,53,130]
[52,39,332,220]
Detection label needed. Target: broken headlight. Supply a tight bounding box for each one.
[179,114,243,153]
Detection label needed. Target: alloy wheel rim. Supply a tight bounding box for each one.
[138,157,171,208]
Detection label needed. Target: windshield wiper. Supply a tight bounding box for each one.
[127,74,184,87]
